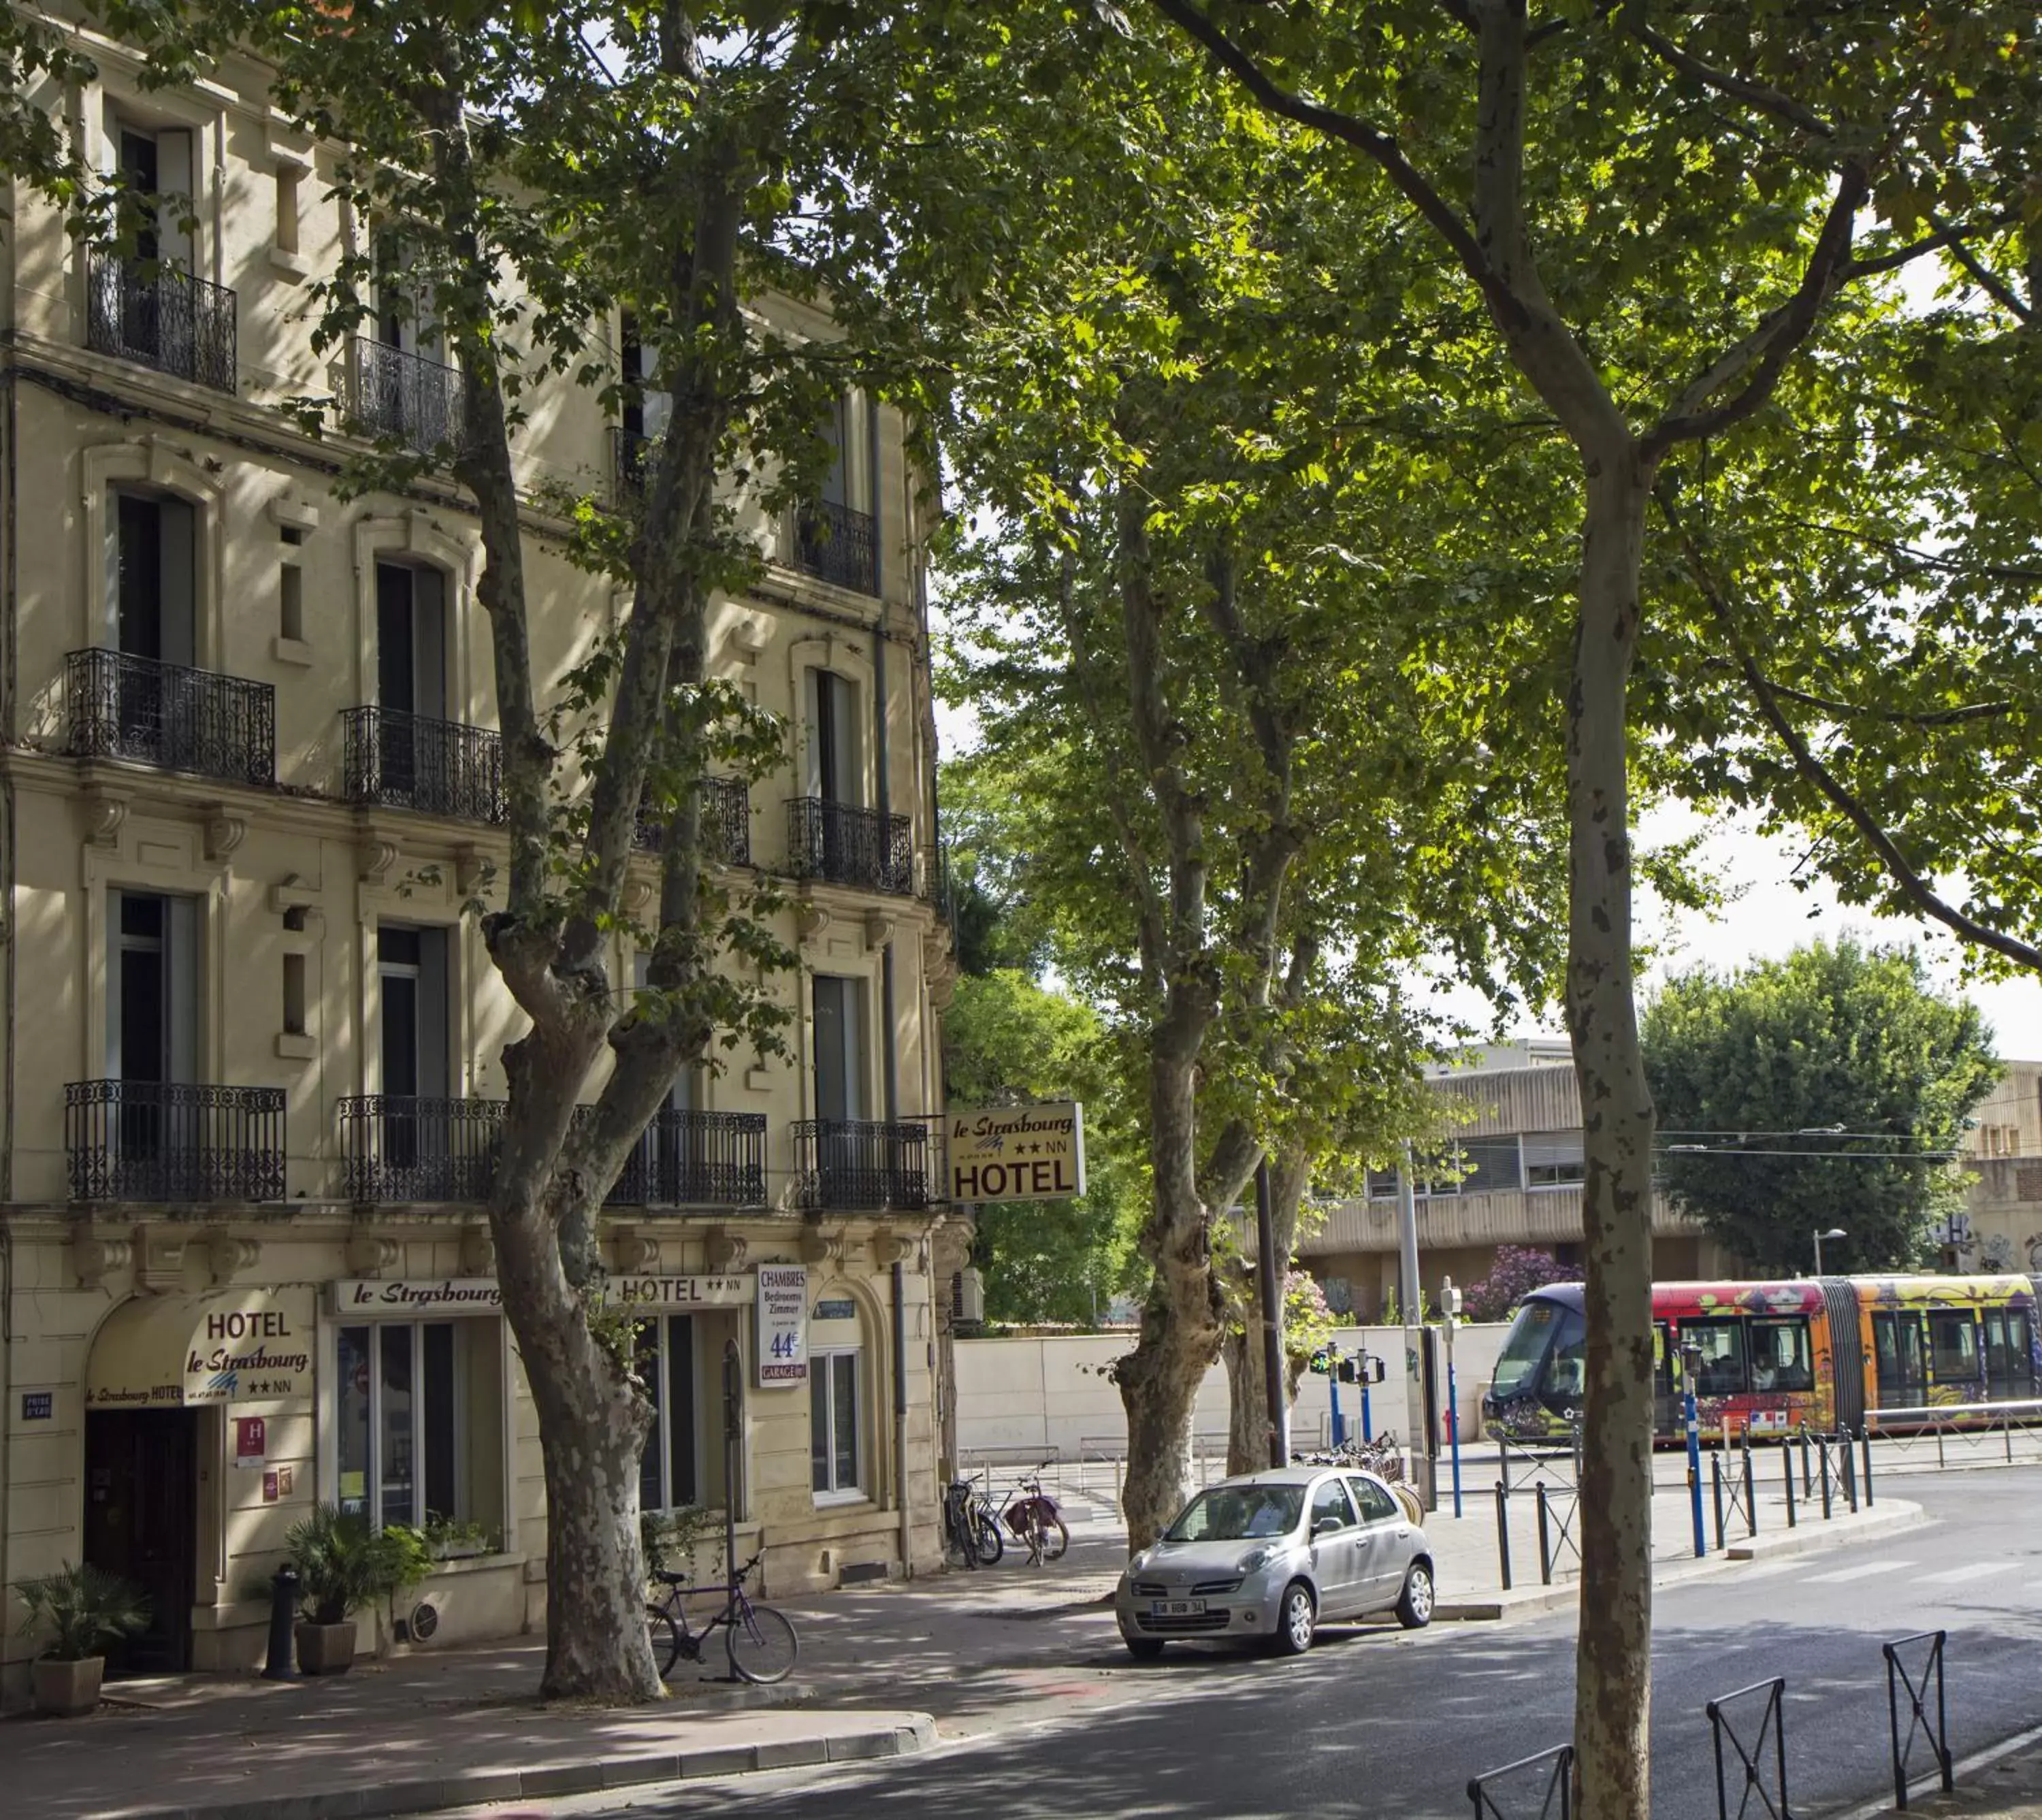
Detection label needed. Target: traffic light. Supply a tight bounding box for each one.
[1336,1357,1359,1384]
[1308,1347,1333,1376]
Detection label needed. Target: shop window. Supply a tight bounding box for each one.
[1747,1317,1814,1393]
[636,1314,701,1513]
[1928,1310,1981,1384]
[1681,1318,1747,1398]
[336,1320,503,1533]
[810,1348,862,1501]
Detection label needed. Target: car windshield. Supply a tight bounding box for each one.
[1162,1484,1306,1543]
[1490,1299,1564,1398]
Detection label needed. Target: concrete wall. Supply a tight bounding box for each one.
[956,1323,1514,1464]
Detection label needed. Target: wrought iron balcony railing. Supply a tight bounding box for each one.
[341,336,466,455]
[786,797,913,896]
[85,248,237,394]
[67,647,275,786]
[602,1107,769,1208]
[342,706,505,822]
[792,500,879,596]
[634,775,752,867]
[66,1079,285,1203]
[793,1118,928,1213]
[340,1094,504,1203]
[612,425,653,503]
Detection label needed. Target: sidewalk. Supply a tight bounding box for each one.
[1830,1732,2042,1819]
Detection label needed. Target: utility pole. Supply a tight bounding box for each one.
[1255,1158,1286,1467]
[1396,1143,1433,1509]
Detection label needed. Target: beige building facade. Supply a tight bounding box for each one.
[1943,1060,2042,1279]
[0,25,957,1697]
[1299,1043,1729,1318]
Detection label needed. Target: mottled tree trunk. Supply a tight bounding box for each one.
[1222,1148,1309,1475]
[1566,459,1658,1817]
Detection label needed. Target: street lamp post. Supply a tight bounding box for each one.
[1813,1226,1847,1275]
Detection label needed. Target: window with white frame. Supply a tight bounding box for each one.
[810,1348,863,1500]
[636,1314,703,1513]
[335,1318,504,1534]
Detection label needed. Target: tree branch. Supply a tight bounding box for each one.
[1768,679,2015,728]
[1927,212,2036,324]
[1625,22,1834,139]
[1643,159,1870,455]
[1662,489,2042,973]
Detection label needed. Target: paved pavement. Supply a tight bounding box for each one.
[487,1467,2042,1820]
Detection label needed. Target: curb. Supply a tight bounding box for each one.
[1823,1720,2042,1820]
[1433,1499,1928,1624]
[99,1715,938,1820]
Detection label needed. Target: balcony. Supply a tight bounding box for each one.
[792,500,878,596]
[604,1108,769,1208]
[340,336,465,455]
[635,775,751,867]
[786,798,913,896]
[67,648,275,787]
[612,426,653,504]
[85,248,237,394]
[793,1119,928,1212]
[340,1094,503,1203]
[65,1080,285,1203]
[343,707,505,822]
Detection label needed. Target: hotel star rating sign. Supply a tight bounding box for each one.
[947,1103,1087,1204]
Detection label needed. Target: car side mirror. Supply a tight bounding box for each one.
[1312,1515,1344,1538]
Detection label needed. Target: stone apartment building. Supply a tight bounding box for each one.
[0,23,958,1693]
[1941,1060,2042,1278]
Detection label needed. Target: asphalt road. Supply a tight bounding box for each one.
[503,1469,2042,1820]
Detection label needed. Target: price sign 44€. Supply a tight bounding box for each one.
[756,1266,809,1388]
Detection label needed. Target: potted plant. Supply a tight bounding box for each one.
[16,1563,150,1715]
[421,1515,496,1563]
[285,1504,425,1674]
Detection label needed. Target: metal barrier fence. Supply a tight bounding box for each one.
[1535,1482,1579,1586]
[1468,1744,1572,1819]
[1884,1629,1953,1810]
[1867,1399,2042,1470]
[1706,1677,1789,1820]
[1711,1439,1758,1548]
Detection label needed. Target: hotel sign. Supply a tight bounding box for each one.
[332,1276,755,1316]
[946,1102,1086,1204]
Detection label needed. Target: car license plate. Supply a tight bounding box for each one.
[1150,1598,1205,1616]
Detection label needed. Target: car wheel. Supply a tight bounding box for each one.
[1272,1581,1316,1656]
[1122,1636,1165,1660]
[1396,1560,1435,1630]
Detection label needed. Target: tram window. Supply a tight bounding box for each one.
[1653,1324,1674,1398]
[1928,1310,1981,1383]
[1747,1318,1814,1394]
[1873,1312,1924,1399]
[1685,1318,1747,1397]
[1984,1307,2037,1397]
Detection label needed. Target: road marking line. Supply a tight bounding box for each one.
[1800,1559,1913,1584]
[1915,1561,2003,1586]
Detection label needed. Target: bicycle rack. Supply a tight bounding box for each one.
[1534,1481,1580,1585]
[1884,1629,1954,1810]
[1706,1676,1790,1820]
[1468,1743,1573,1819]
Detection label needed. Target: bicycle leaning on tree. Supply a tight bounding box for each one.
[645,1548,799,1684]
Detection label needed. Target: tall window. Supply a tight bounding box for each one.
[108,890,197,1086]
[636,1315,700,1512]
[336,1320,504,1532]
[376,562,447,719]
[804,668,860,806]
[379,924,450,1101]
[811,975,866,1124]
[810,1348,862,1500]
[821,391,874,518]
[116,123,194,267]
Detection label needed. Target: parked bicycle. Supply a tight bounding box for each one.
[998,1461,1069,1565]
[943,1469,1004,1567]
[645,1548,798,1684]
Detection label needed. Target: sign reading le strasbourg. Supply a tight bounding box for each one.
[331,1275,753,1315]
[947,1101,1087,1204]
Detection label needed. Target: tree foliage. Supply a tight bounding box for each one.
[1642,942,1999,1276]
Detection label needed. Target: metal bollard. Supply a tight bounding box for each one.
[1819,1435,1833,1521]
[1862,1429,1875,1507]
[262,1567,299,1680]
[1800,1428,1813,1497]
[1536,1482,1553,1586]
[1711,1452,1726,1550]
[1844,1435,1859,1513]
[1744,1441,1757,1536]
[1495,1482,1512,1591]
[1782,1441,1796,1528]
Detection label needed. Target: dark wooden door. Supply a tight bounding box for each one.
[84,1410,197,1674]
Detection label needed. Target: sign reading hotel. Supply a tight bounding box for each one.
[947,1102,1086,1203]
[756,1265,809,1388]
[333,1276,753,1316]
[86,1293,312,1409]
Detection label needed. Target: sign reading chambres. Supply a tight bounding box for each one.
[756,1265,809,1388]
[947,1102,1086,1203]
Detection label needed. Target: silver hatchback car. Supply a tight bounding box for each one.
[1115,1465,1434,1658]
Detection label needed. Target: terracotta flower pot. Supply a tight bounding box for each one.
[295,1619,358,1676]
[32,1655,104,1717]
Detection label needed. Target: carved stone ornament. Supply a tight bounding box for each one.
[459,1227,496,1275]
[869,1231,915,1270]
[357,836,401,882]
[705,1226,749,1271]
[82,787,129,848]
[70,1229,133,1290]
[135,1226,189,1293]
[453,845,485,896]
[345,1232,400,1275]
[202,806,248,862]
[205,1234,262,1284]
[799,1229,843,1267]
[862,910,896,954]
[623,875,655,916]
[611,1231,661,1275]
[796,900,831,945]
